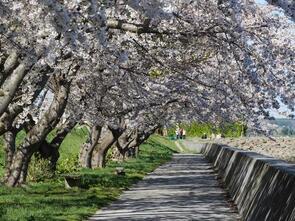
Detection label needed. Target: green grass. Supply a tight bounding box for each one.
[150,134,179,152]
[0,131,177,221]
[168,121,247,138]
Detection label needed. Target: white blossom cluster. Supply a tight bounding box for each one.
[1,0,294,138]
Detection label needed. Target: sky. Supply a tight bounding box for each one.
[255,0,268,5]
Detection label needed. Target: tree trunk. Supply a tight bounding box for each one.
[122,138,138,159]
[0,61,32,116]
[0,52,7,75]
[92,146,108,168]
[112,143,125,162]
[4,146,32,186]
[114,131,130,161]
[4,75,71,187]
[3,130,16,180]
[79,125,102,168]
[125,126,159,159]
[127,146,139,158]
[0,51,19,86]
[114,141,131,161]
[48,118,77,170]
[18,154,31,184]
[126,135,142,158]
[91,127,123,168]
[36,117,77,171]
[0,108,21,136]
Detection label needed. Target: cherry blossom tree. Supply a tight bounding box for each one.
[0,0,294,186]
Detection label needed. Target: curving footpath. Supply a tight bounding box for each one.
[89,154,240,221]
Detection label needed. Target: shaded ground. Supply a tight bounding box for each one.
[89,154,240,221]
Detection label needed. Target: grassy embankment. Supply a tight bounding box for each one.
[168,122,246,138]
[0,129,178,221]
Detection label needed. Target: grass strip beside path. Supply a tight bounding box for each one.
[0,135,177,221]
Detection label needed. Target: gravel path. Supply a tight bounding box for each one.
[89,154,240,221]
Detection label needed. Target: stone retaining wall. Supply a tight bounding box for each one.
[201,143,295,221]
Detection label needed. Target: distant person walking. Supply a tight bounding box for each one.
[180,128,183,139]
[175,128,179,139]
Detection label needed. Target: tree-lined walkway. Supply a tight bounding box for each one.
[89,154,240,220]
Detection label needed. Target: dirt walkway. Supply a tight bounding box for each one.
[89,154,240,221]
